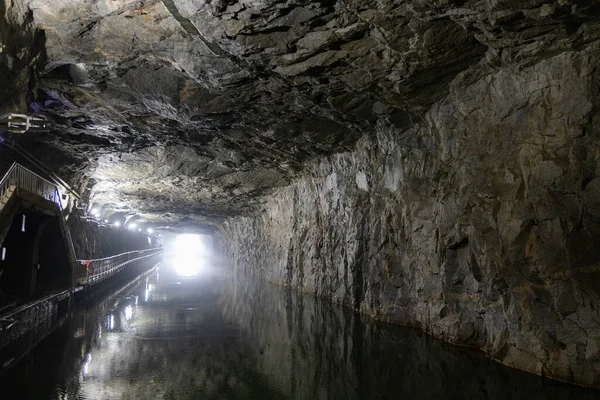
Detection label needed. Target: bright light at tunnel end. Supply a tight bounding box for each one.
[166,234,208,277]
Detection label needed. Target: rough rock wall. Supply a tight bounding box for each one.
[5,0,597,228]
[0,0,45,114]
[222,47,600,387]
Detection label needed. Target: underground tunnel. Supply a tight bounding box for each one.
[1,0,600,398]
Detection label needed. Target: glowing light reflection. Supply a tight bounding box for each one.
[125,305,133,321]
[83,353,92,376]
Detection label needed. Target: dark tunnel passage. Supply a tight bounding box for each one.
[0,211,71,301]
[35,218,72,292]
[2,0,600,396]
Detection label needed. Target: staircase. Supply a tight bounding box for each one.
[0,163,78,284]
[0,163,63,214]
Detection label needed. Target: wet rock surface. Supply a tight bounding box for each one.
[1,0,600,388]
[222,48,600,387]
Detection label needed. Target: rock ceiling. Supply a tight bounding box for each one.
[1,0,598,227]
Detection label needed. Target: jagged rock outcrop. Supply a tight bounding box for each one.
[222,47,600,387]
[3,0,598,227]
[0,0,45,114]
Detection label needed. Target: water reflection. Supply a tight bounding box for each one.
[0,265,598,399]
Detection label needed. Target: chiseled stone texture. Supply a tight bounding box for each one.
[0,0,45,114]
[222,48,600,388]
[4,0,599,226]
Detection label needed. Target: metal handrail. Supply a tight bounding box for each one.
[82,249,158,263]
[76,248,163,286]
[0,289,70,350]
[0,138,81,200]
[0,162,79,273]
[0,163,162,287]
[0,290,70,322]
[0,162,62,209]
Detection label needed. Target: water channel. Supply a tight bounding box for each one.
[0,260,598,400]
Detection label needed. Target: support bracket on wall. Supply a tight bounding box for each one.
[0,114,50,134]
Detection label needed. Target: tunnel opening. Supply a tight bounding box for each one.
[161,232,215,278]
[35,218,72,293]
[0,210,72,302]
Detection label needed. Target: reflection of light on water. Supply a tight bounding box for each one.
[83,353,92,375]
[125,305,133,321]
[173,257,204,277]
[144,277,153,302]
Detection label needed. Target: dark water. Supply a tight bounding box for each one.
[1,262,598,400]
